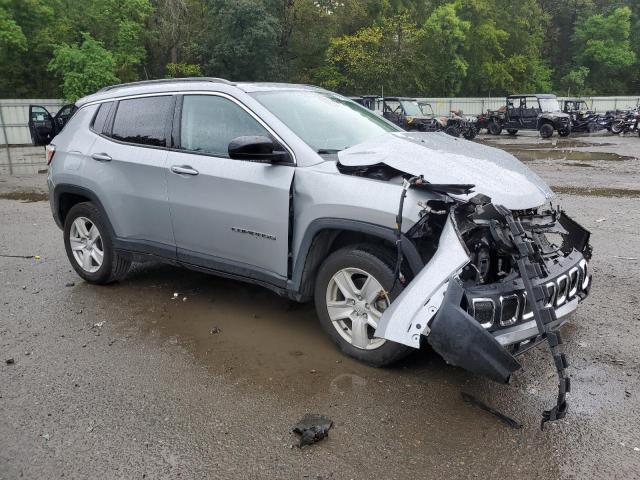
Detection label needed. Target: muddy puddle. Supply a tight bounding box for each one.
[0,191,49,202]
[94,262,461,398]
[476,138,637,163]
[552,186,640,198]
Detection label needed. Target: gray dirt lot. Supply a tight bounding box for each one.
[1,131,640,479]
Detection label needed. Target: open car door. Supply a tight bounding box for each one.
[28,104,77,146]
[29,105,54,146]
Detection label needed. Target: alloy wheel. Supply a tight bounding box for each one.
[325,267,389,350]
[69,217,104,273]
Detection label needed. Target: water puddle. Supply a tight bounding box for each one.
[552,186,640,198]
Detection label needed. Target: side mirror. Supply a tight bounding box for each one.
[228,135,291,164]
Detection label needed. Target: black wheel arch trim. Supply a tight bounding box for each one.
[289,218,425,293]
[52,184,116,236]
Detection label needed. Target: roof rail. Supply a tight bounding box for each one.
[98,77,233,93]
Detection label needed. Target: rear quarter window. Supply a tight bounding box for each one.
[91,102,113,134]
[110,96,174,147]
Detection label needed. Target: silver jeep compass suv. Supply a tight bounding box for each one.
[47,78,591,393]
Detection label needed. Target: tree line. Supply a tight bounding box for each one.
[1,0,638,101]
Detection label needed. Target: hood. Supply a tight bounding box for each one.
[337,132,554,209]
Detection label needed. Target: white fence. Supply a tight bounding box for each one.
[417,96,640,116]
[0,100,64,175]
[1,95,639,175]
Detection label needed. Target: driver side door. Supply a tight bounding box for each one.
[166,93,295,281]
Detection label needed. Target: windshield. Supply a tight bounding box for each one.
[538,98,560,112]
[251,90,399,153]
[418,103,434,116]
[400,100,423,116]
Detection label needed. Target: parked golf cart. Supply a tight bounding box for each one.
[378,97,439,132]
[28,104,77,146]
[490,94,572,138]
[561,98,601,133]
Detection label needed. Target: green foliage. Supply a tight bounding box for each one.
[166,63,202,78]
[0,0,639,98]
[0,7,26,51]
[202,0,280,80]
[573,6,636,93]
[417,4,470,96]
[48,33,119,101]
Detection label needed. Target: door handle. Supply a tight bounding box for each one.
[91,152,112,162]
[170,165,199,176]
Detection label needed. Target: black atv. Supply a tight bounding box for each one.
[490,94,572,138]
[562,99,601,133]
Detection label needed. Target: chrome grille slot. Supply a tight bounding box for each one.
[471,298,495,329]
[499,294,520,326]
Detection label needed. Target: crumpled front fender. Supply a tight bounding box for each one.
[374,214,521,383]
[374,215,470,348]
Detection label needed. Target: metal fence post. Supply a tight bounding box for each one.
[0,105,13,175]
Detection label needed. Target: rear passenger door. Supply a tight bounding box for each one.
[87,96,176,256]
[166,93,295,279]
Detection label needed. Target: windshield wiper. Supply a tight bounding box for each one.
[317,148,343,154]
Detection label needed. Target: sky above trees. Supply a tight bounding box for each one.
[1,0,638,100]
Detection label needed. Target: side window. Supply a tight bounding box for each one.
[180,95,269,157]
[110,96,173,147]
[91,102,113,133]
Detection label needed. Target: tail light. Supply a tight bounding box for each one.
[46,144,56,165]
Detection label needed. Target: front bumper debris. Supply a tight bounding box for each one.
[375,205,592,379]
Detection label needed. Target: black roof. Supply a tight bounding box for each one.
[507,94,557,99]
[382,97,418,101]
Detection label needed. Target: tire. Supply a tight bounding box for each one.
[558,127,571,137]
[539,123,554,138]
[610,120,624,135]
[463,126,478,140]
[314,245,413,367]
[507,129,518,135]
[444,125,460,137]
[63,202,131,284]
[488,121,502,135]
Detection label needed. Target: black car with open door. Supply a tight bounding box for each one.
[28,104,77,146]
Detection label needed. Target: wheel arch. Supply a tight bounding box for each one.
[53,184,115,238]
[289,218,425,301]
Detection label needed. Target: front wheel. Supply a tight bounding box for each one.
[314,246,413,367]
[558,127,571,137]
[488,121,502,135]
[507,129,518,135]
[539,123,554,138]
[64,202,131,284]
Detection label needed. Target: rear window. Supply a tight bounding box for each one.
[110,96,173,147]
[91,102,113,133]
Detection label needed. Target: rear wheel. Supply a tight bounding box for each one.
[314,246,413,367]
[463,126,478,140]
[539,123,554,138]
[610,120,624,134]
[507,129,518,135]
[64,202,130,284]
[444,125,460,137]
[488,121,502,135]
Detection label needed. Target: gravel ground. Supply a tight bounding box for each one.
[1,132,640,479]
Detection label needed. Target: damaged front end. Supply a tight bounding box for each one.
[375,194,592,387]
